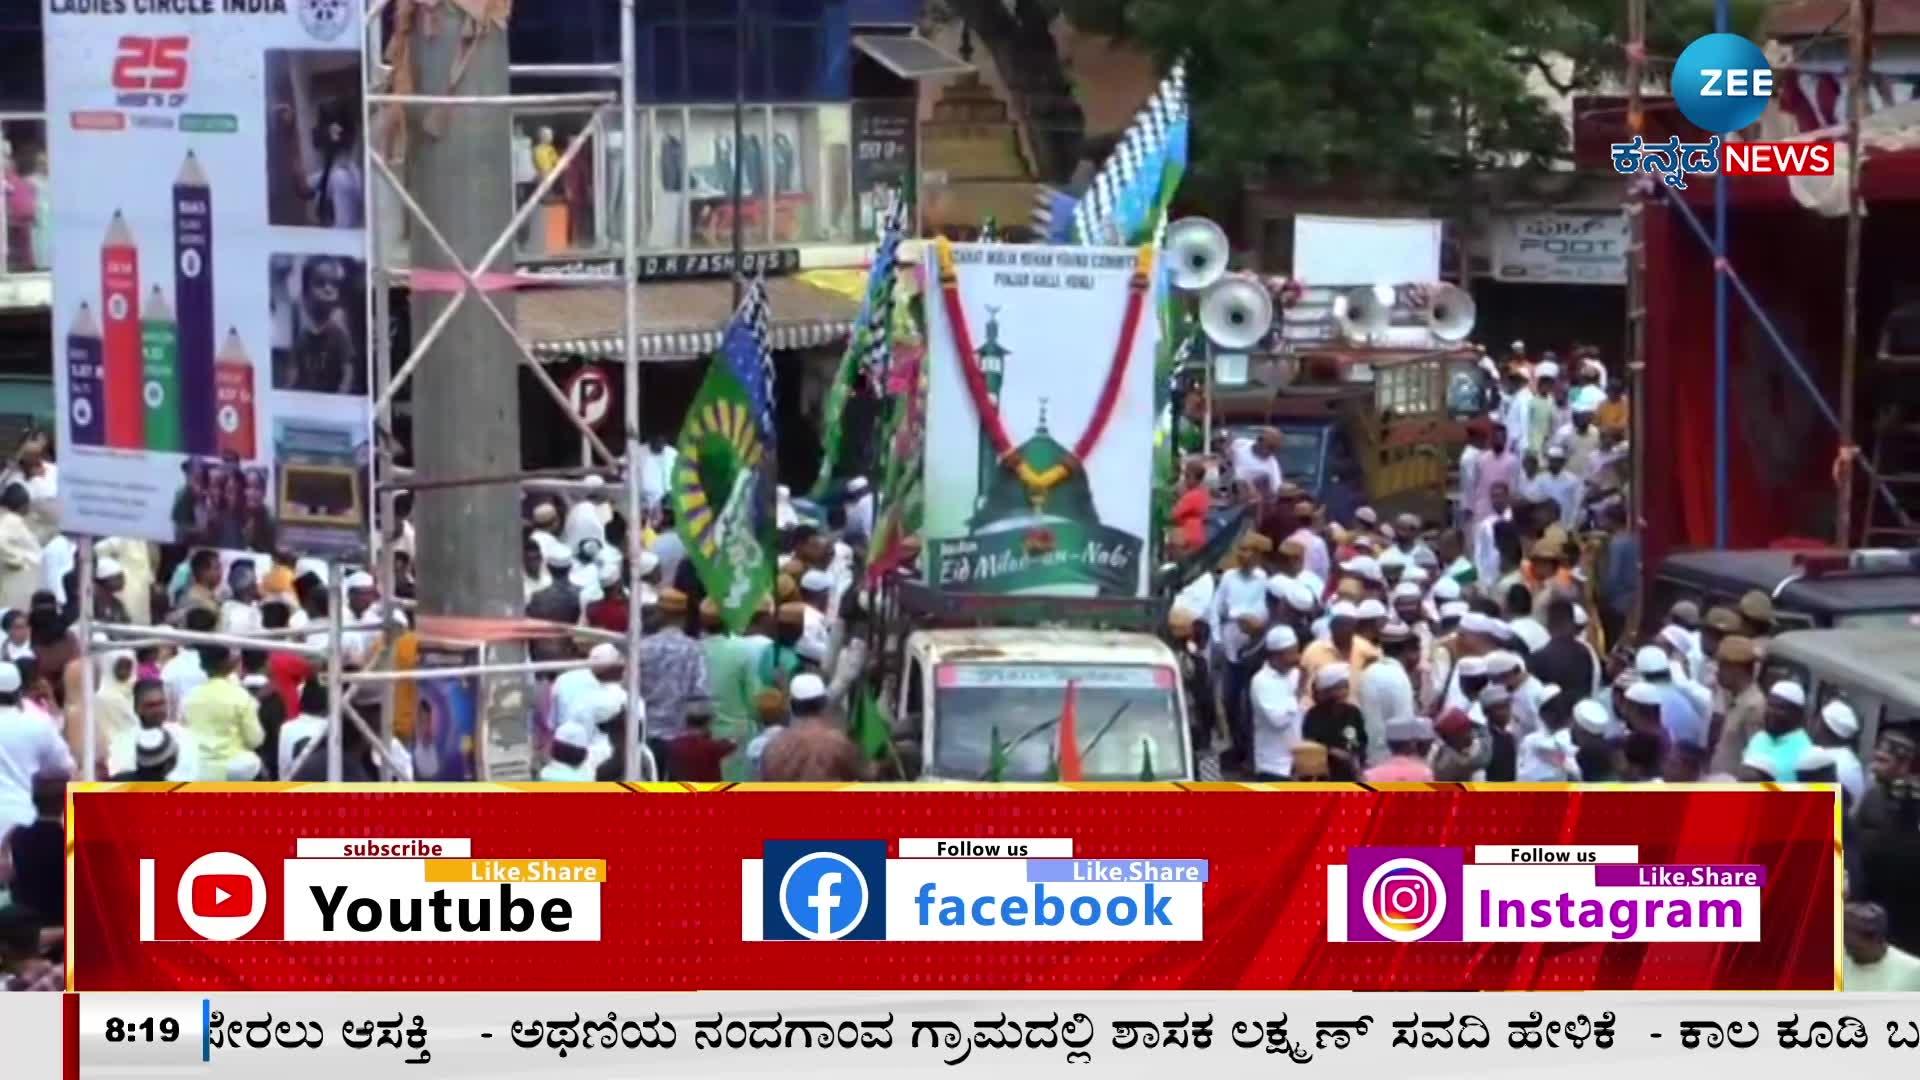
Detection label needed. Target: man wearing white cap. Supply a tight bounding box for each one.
[1356,622,1417,767]
[1533,444,1583,530]
[540,720,600,782]
[845,476,874,540]
[1525,360,1560,455]
[1300,600,1377,707]
[1553,385,1606,480]
[1814,699,1866,803]
[1747,681,1814,783]
[1367,714,1437,781]
[552,642,624,731]
[635,433,678,517]
[563,476,610,550]
[797,569,835,663]
[1633,645,1707,752]
[527,540,582,625]
[1248,626,1304,780]
[0,660,70,832]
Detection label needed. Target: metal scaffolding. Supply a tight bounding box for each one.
[75,0,657,782]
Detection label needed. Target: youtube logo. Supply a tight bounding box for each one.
[140,851,268,941]
[191,873,252,918]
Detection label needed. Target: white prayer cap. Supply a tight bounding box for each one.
[344,570,376,590]
[1509,618,1550,653]
[1297,570,1325,598]
[296,556,329,581]
[797,634,828,662]
[1625,681,1664,707]
[1510,339,1525,352]
[95,556,124,580]
[777,485,792,499]
[582,474,606,489]
[1355,507,1378,526]
[1573,700,1612,735]
[1573,386,1607,413]
[0,661,22,694]
[789,673,828,703]
[1314,663,1351,691]
[1822,699,1860,739]
[1634,645,1670,676]
[589,684,627,724]
[554,720,595,749]
[587,643,622,665]
[1355,598,1388,621]
[1392,582,1423,601]
[1489,621,1517,642]
[1457,656,1487,677]
[1460,612,1499,637]
[1380,621,1414,644]
[599,561,621,587]
[799,569,833,593]
[541,536,573,568]
[1479,683,1511,706]
[1343,556,1383,583]
[633,551,660,577]
[241,673,270,691]
[1535,361,1560,380]
[1484,651,1521,676]
[1440,600,1470,620]
[1740,745,1776,778]
[848,476,869,493]
[1768,680,1807,708]
[1378,547,1407,568]
[1412,546,1439,568]
[1432,577,1462,601]
[1329,600,1360,621]
[1281,580,1318,614]
[1264,626,1299,652]
[1546,443,1569,460]
[1401,566,1430,587]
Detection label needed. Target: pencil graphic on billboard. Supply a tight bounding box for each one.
[66,303,106,448]
[214,327,256,460]
[140,287,183,453]
[101,211,144,449]
[173,151,216,456]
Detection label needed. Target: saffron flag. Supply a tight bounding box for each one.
[1057,679,1084,783]
[671,282,779,634]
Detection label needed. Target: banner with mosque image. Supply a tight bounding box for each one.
[920,242,1159,597]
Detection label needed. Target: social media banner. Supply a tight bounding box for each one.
[68,784,1838,992]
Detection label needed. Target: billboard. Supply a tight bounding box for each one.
[920,243,1158,597]
[45,5,371,558]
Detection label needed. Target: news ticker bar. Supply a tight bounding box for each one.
[59,992,1920,1078]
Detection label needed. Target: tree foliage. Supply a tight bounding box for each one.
[938,0,1770,195]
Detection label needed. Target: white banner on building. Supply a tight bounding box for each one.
[1490,210,1628,285]
[45,4,372,557]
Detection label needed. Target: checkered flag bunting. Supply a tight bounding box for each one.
[859,195,906,392]
[1071,59,1189,247]
[733,273,775,440]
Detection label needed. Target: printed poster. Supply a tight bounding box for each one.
[921,244,1158,597]
[852,99,915,242]
[45,2,373,559]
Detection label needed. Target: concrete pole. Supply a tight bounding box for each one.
[405,5,533,777]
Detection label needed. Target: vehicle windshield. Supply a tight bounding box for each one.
[930,663,1185,781]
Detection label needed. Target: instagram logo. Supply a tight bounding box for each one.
[1364,859,1447,941]
[1346,847,1461,942]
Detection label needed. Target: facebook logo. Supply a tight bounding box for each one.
[762,840,887,941]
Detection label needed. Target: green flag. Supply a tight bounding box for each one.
[851,685,891,760]
[671,358,777,634]
[1139,738,1156,782]
[985,725,1009,783]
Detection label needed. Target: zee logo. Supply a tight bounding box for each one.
[112,36,190,110]
[139,851,268,942]
[761,841,886,942]
[1671,33,1773,134]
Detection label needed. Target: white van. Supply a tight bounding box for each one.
[1762,628,1920,753]
[897,628,1193,782]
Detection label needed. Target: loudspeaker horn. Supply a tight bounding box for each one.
[1199,272,1275,351]
[1165,217,1230,292]
[1422,282,1477,342]
[1332,284,1395,342]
